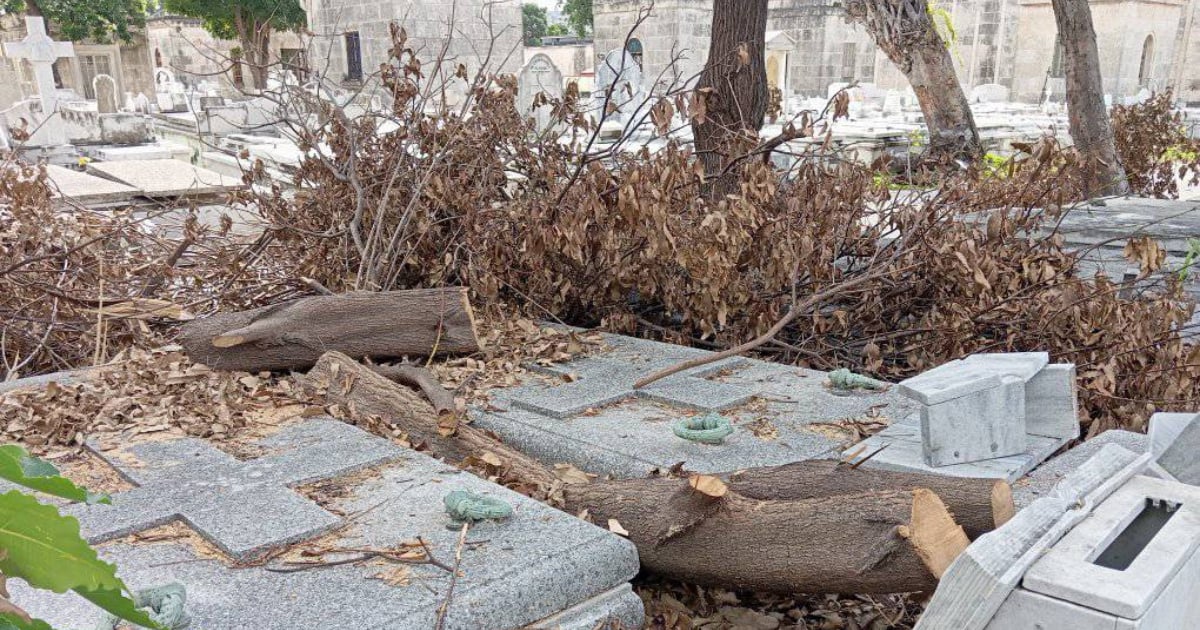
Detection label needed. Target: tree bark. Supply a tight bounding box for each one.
[691,0,770,197]
[563,479,968,593]
[301,351,1016,593]
[300,352,559,493]
[846,0,982,162]
[727,459,1013,539]
[179,288,480,372]
[1051,0,1130,196]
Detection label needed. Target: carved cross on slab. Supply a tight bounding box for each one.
[2,17,74,145]
[508,356,756,418]
[66,419,404,561]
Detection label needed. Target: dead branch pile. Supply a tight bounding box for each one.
[1112,90,1200,198]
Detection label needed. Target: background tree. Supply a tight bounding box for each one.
[845,0,982,163]
[522,3,548,46]
[1050,0,1130,196]
[547,23,568,37]
[163,0,305,91]
[560,0,592,38]
[1,0,146,43]
[691,0,769,197]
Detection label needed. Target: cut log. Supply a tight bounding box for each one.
[561,479,969,593]
[727,459,1014,538]
[300,352,557,493]
[302,350,993,593]
[179,288,480,372]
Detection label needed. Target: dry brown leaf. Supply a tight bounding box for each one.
[607,519,629,537]
[688,474,728,498]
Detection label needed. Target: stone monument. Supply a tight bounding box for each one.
[594,49,646,125]
[93,74,119,114]
[517,53,564,132]
[1,16,75,146]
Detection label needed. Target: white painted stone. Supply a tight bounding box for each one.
[1154,414,1200,484]
[962,352,1050,381]
[1,17,75,145]
[1148,412,1198,459]
[972,83,1012,104]
[1025,364,1081,440]
[518,53,565,132]
[987,589,1118,629]
[93,74,118,113]
[921,379,1027,467]
[1023,476,1200,619]
[918,444,1150,630]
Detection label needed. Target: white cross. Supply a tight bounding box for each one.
[2,17,74,144]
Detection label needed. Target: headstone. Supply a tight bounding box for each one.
[971,83,1011,103]
[882,90,903,116]
[846,352,1078,481]
[594,50,645,123]
[1,17,75,145]
[93,73,118,113]
[518,53,565,132]
[916,443,1151,630]
[473,333,916,478]
[154,68,189,113]
[14,418,644,628]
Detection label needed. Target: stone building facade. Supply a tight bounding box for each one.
[0,13,155,111]
[301,0,524,88]
[595,0,1200,104]
[146,16,305,97]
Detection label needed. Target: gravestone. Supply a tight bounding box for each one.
[93,74,118,113]
[0,17,75,145]
[971,83,1011,103]
[155,68,189,113]
[844,352,1078,482]
[473,333,917,478]
[518,53,564,132]
[13,418,644,628]
[594,50,646,124]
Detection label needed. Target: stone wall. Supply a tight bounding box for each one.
[1013,0,1191,102]
[304,0,523,90]
[146,16,304,97]
[523,42,595,80]
[593,0,711,92]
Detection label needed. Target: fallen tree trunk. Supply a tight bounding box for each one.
[303,351,1004,593]
[300,352,558,492]
[370,364,457,418]
[180,288,480,372]
[728,460,1013,539]
[562,479,967,593]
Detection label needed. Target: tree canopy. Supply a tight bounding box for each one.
[162,0,305,42]
[2,0,147,43]
[522,3,547,46]
[560,0,592,38]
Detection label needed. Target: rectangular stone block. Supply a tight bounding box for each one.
[921,379,1027,467]
[1023,476,1200,620]
[964,352,1051,381]
[1025,364,1081,440]
[899,360,1004,405]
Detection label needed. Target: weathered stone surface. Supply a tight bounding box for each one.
[918,443,1149,630]
[1024,363,1080,440]
[848,413,1060,482]
[517,53,564,131]
[15,418,643,629]
[920,378,1026,467]
[475,334,915,478]
[1149,412,1198,459]
[67,420,407,560]
[1023,476,1200,619]
[898,360,1004,406]
[43,164,139,204]
[1014,430,1148,508]
[87,159,241,197]
[1156,415,1200,485]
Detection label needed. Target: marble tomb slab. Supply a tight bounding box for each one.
[86,159,242,197]
[472,334,918,478]
[12,418,643,629]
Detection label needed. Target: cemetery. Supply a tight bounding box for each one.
[4,1,1200,629]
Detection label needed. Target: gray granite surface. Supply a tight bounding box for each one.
[14,419,642,629]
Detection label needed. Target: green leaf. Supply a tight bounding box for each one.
[0,493,159,628]
[0,613,54,630]
[0,446,110,505]
[0,491,123,593]
[75,588,158,629]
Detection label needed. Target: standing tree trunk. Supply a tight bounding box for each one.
[847,0,982,163]
[232,8,270,92]
[691,0,770,197]
[1051,0,1130,196]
